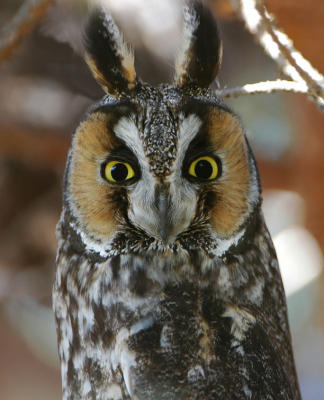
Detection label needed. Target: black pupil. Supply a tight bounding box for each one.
[111,163,128,181]
[195,160,213,179]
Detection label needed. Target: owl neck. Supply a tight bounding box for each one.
[56,207,274,309]
[59,198,263,262]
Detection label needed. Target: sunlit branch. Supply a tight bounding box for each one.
[217,79,309,98]
[227,0,324,108]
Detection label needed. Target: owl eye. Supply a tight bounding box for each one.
[188,156,220,181]
[103,160,135,183]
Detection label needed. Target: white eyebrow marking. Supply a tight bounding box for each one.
[113,116,145,160]
[173,113,202,172]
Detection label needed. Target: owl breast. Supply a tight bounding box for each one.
[54,213,296,399]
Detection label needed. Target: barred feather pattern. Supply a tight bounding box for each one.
[54,207,300,400]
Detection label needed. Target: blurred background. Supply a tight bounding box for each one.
[0,0,323,399]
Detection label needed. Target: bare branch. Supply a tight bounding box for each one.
[227,0,324,108]
[255,1,323,97]
[0,0,56,64]
[217,79,309,98]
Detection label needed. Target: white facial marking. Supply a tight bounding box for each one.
[175,113,202,168]
[212,228,245,257]
[69,220,111,257]
[126,175,159,238]
[114,116,169,239]
[113,117,146,163]
[114,114,202,243]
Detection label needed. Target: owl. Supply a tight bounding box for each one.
[53,2,301,399]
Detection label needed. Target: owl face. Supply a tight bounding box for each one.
[65,6,260,253]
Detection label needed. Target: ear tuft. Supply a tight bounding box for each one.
[85,9,136,97]
[175,2,222,88]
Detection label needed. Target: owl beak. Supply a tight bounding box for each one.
[129,182,195,245]
[154,184,172,243]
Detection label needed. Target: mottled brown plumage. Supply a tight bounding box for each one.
[53,3,301,399]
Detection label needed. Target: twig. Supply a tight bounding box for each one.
[217,79,308,98]
[226,0,324,108]
[0,0,56,64]
[254,1,324,98]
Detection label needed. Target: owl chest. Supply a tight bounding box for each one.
[71,282,293,400]
[56,247,269,354]
[54,249,296,399]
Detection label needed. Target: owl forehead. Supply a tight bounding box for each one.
[89,85,237,177]
[137,94,178,176]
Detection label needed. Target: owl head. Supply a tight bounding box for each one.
[64,2,261,257]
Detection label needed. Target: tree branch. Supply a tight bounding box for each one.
[225,0,324,108]
[217,79,308,98]
[0,0,56,64]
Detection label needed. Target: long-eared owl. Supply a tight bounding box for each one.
[53,2,301,399]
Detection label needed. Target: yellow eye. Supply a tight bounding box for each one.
[188,156,220,180]
[104,160,135,183]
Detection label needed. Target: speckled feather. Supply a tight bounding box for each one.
[53,3,301,400]
[55,210,298,399]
